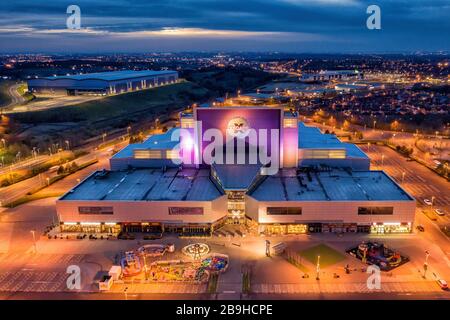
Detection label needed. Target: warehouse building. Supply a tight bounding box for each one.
[56,104,415,236]
[27,70,178,95]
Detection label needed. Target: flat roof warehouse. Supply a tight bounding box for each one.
[40,70,177,81]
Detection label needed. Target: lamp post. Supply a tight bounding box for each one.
[143,255,148,281]
[381,154,385,168]
[30,230,37,254]
[423,251,430,279]
[402,171,406,184]
[316,255,320,280]
[65,140,70,150]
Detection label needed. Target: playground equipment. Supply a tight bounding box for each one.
[351,242,407,271]
[120,251,142,277]
[148,260,210,283]
[137,244,174,257]
[182,243,210,260]
[199,253,229,273]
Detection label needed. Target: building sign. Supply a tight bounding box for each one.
[168,207,204,215]
[226,116,250,139]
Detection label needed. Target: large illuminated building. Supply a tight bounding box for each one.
[56,104,415,236]
[28,70,178,95]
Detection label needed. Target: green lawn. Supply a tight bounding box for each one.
[11,81,209,124]
[299,244,346,268]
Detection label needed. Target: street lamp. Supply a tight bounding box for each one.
[65,140,70,150]
[402,171,406,184]
[316,255,320,280]
[367,142,371,152]
[1,138,6,149]
[381,154,385,168]
[30,230,37,253]
[143,255,148,280]
[423,251,430,279]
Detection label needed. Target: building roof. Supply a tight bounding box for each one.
[41,70,177,81]
[212,164,261,190]
[112,128,179,159]
[60,168,223,202]
[249,169,413,202]
[298,122,368,159]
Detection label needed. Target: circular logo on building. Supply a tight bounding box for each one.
[226,117,250,139]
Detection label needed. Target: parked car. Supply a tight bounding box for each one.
[437,279,448,290]
[435,209,445,216]
[424,199,433,206]
[416,225,425,232]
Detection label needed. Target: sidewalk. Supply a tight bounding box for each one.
[252,280,442,294]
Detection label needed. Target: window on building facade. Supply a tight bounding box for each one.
[267,207,302,215]
[358,207,394,215]
[168,207,204,215]
[78,206,114,215]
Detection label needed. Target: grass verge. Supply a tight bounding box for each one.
[300,243,346,268]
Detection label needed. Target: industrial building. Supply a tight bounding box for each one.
[300,70,362,82]
[56,104,415,236]
[27,70,178,95]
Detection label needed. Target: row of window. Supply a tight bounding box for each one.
[78,206,114,215]
[267,207,302,215]
[77,206,394,216]
[266,206,394,215]
[357,207,394,215]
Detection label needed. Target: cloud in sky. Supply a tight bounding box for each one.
[0,0,449,52]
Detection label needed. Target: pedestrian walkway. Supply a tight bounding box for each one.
[110,282,207,294]
[0,270,69,292]
[252,281,440,294]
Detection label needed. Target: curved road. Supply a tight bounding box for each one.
[6,84,25,108]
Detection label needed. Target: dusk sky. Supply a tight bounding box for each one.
[0,0,449,53]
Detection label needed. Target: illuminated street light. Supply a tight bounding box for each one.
[30,230,37,254]
[423,251,430,279]
[402,172,406,184]
[316,255,320,280]
[65,140,70,150]
[381,154,385,168]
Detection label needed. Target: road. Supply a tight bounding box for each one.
[5,84,25,108]
[0,142,125,205]
[361,144,449,218]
